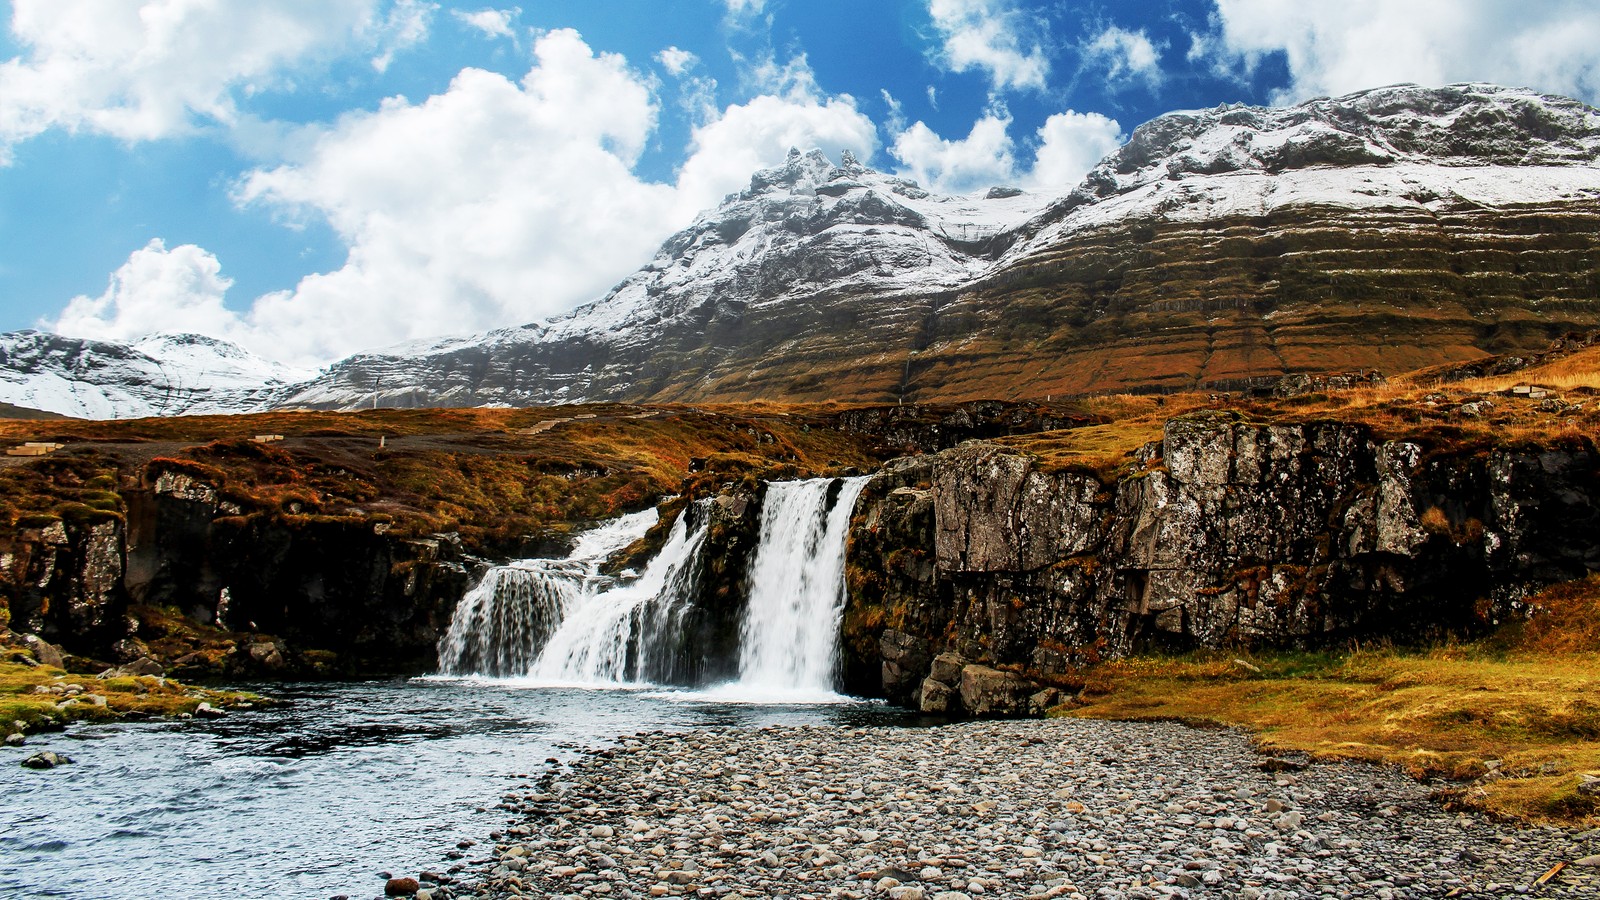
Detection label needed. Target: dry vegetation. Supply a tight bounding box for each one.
[1058,575,1600,826]
[0,404,881,552]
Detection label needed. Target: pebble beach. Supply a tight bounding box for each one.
[415,718,1600,900]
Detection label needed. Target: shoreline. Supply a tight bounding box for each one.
[434,717,1598,900]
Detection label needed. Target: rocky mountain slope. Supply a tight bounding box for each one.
[283,83,1600,410]
[0,331,297,419]
[5,83,1600,418]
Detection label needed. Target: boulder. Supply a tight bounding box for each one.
[918,678,955,715]
[384,876,422,897]
[21,751,73,769]
[958,664,1039,717]
[20,634,64,669]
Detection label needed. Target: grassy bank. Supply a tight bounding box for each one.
[1058,578,1600,826]
[0,659,262,737]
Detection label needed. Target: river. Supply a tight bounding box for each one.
[0,679,911,900]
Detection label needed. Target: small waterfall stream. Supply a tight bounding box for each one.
[436,509,658,676]
[531,503,710,684]
[733,476,871,696]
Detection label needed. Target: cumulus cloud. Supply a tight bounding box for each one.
[1029,110,1123,189]
[1204,0,1600,103]
[890,107,1123,194]
[1084,25,1164,89]
[452,7,519,41]
[53,240,245,346]
[679,92,879,208]
[925,0,1050,92]
[55,29,880,366]
[0,0,403,161]
[891,113,1017,194]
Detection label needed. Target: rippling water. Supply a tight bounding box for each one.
[0,678,912,900]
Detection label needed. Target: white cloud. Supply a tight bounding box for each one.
[371,0,437,73]
[53,240,245,346]
[54,29,881,366]
[725,0,766,15]
[0,0,395,161]
[891,113,1016,194]
[1029,110,1123,189]
[231,29,675,366]
[925,0,1050,92]
[657,46,698,76]
[1084,25,1163,89]
[453,7,519,41]
[1205,0,1600,103]
[889,106,1123,194]
[679,92,879,209]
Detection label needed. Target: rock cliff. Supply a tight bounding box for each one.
[2,462,476,675]
[842,413,1600,714]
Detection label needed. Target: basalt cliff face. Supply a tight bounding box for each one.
[2,467,474,676]
[839,415,1600,715]
[283,83,1600,410]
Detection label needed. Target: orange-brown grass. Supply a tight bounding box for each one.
[1451,344,1600,395]
[993,393,1212,477]
[0,404,883,552]
[1059,581,1600,825]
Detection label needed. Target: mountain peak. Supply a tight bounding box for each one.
[1071,83,1600,205]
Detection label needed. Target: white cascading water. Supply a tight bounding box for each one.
[435,508,657,677]
[732,476,871,697]
[530,502,710,685]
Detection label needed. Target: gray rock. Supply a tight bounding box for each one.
[21,750,72,769]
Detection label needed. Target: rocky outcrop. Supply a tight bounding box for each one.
[843,413,1600,713]
[4,461,478,675]
[2,517,125,648]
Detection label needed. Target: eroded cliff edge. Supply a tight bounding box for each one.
[840,412,1599,715]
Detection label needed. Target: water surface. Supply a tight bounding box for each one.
[0,678,910,900]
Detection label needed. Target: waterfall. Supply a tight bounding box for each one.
[733,476,871,696]
[435,508,657,677]
[437,475,871,697]
[531,502,710,685]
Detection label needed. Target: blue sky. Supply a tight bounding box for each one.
[2,0,1599,368]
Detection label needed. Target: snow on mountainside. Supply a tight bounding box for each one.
[280,147,1049,408]
[0,331,300,419]
[1004,83,1600,261]
[283,83,1600,410]
[7,83,1600,416]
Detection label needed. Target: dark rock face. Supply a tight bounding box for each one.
[5,466,475,676]
[4,518,125,648]
[209,518,472,674]
[628,496,755,687]
[843,414,1600,713]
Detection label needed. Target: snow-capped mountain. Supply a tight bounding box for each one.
[279,147,1050,409]
[7,83,1600,417]
[282,83,1600,409]
[0,330,299,419]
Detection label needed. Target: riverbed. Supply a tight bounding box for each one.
[0,679,911,900]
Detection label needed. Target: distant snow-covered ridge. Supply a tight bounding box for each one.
[6,83,1600,418]
[0,331,300,419]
